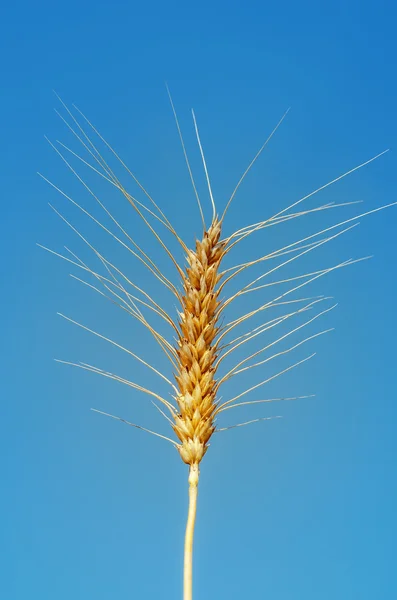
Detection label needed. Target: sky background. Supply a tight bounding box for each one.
[1,1,397,599]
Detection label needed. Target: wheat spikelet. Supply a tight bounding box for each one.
[40,91,396,600]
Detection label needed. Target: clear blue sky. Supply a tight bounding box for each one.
[2,1,397,599]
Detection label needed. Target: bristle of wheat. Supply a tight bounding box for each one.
[173,217,225,465]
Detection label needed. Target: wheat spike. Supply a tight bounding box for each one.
[173,217,225,466]
[40,92,396,600]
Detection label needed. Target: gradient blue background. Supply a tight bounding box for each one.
[2,1,397,598]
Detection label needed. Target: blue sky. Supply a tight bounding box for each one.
[2,1,397,599]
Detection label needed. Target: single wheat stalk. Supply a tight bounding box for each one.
[174,216,223,598]
[40,90,395,600]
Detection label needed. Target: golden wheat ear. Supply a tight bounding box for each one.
[41,93,396,600]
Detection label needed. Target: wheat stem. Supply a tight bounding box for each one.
[184,464,199,600]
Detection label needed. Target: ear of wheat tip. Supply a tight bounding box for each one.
[40,93,396,600]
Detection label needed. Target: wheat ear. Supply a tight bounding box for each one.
[173,216,226,598]
[40,92,396,600]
